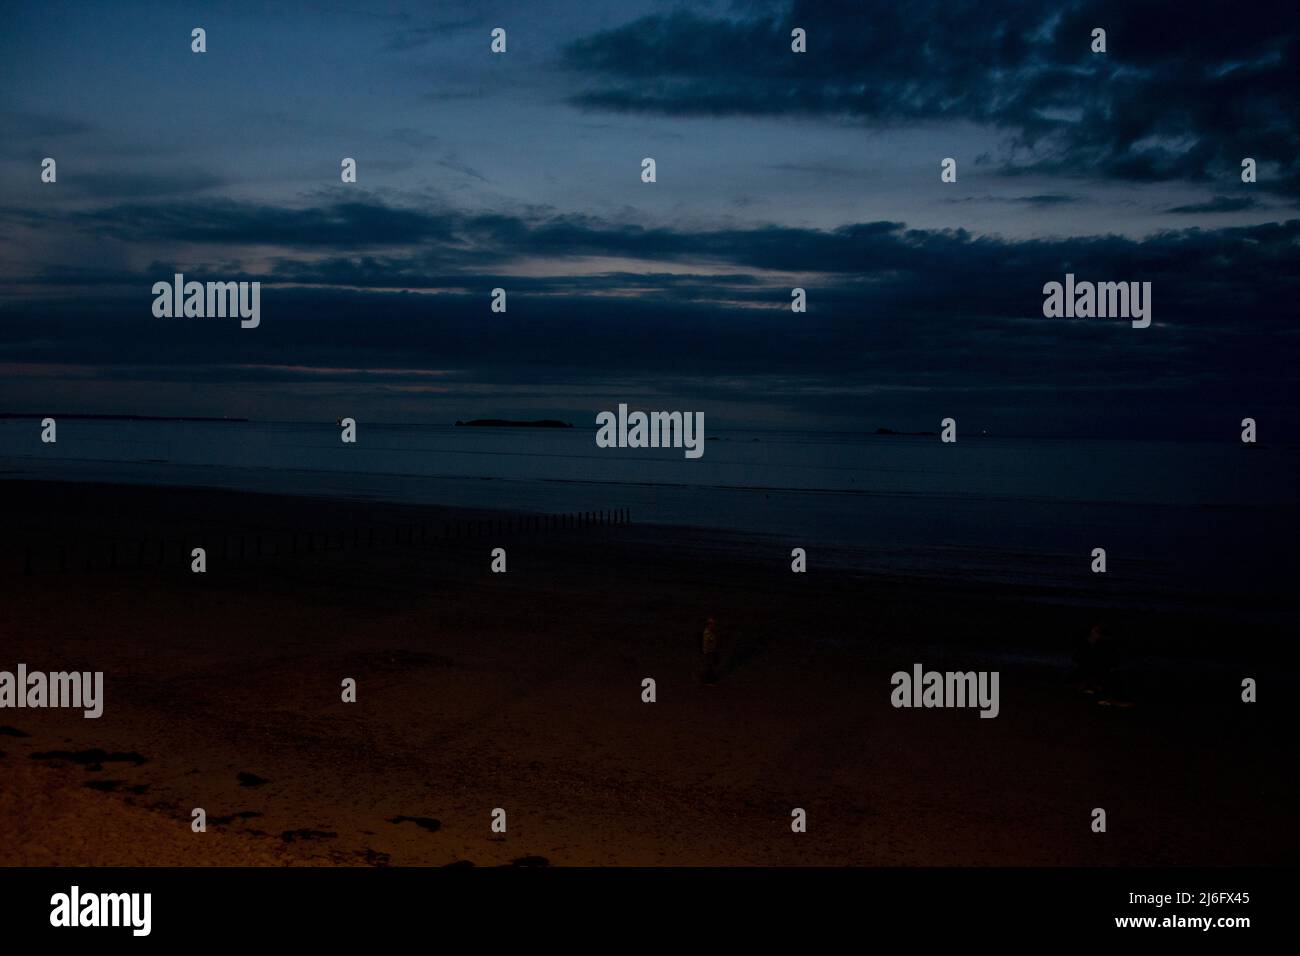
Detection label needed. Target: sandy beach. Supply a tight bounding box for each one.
[1,480,1294,867]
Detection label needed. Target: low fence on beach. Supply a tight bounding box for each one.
[10,507,632,577]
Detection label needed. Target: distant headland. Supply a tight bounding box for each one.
[0,412,249,422]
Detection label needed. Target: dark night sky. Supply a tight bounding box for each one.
[1,0,1297,435]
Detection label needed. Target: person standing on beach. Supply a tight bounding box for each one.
[1074,622,1134,707]
[701,616,719,684]
[1074,623,1110,696]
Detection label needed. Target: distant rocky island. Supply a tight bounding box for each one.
[455,419,572,428]
[875,427,938,436]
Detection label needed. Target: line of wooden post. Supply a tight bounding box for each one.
[13,507,631,575]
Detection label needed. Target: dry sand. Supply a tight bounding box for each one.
[1,481,1294,866]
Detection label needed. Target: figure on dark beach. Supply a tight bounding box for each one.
[700,616,719,684]
[1074,622,1134,707]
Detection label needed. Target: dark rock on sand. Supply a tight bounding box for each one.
[30,749,147,770]
[83,780,149,795]
[388,815,442,833]
[237,772,270,787]
[280,829,337,842]
[209,811,263,825]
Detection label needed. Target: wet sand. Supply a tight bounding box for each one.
[1,481,1295,866]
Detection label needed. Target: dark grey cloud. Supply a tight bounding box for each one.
[8,195,1299,321]
[1167,195,1262,214]
[947,194,1081,206]
[56,169,228,200]
[384,16,483,52]
[5,196,457,250]
[562,0,1300,193]
[0,110,93,140]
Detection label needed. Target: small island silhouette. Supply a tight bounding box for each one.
[455,419,572,428]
